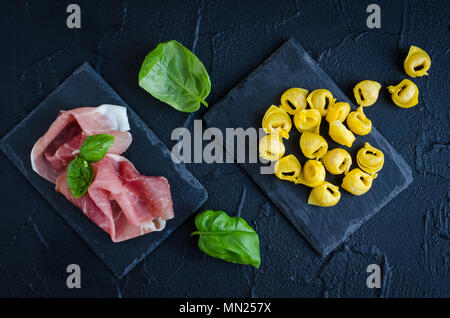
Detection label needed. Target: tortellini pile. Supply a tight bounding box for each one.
[258,44,430,208]
[260,87,385,208]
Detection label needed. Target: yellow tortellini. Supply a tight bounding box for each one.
[353,80,381,107]
[322,148,352,175]
[259,134,285,161]
[346,107,372,136]
[299,132,328,159]
[404,45,431,78]
[341,168,376,196]
[274,155,302,183]
[280,88,309,115]
[325,102,350,123]
[297,160,326,188]
[293,109,322,134]
[259,84,391,207]
[328,120,355,148]
[357,142,384,174]
[387,79,419,108]
[308,182,341,207]
[306,89,336,117]
[262,105,292,139]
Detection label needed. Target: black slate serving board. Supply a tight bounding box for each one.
[204,38,413,256]
[0,62,208,278]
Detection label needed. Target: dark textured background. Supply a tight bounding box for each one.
[0,0,448,297]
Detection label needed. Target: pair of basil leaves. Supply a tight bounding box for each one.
[192,210,261,268]
[138,40,211,113]
[67,134,114,198]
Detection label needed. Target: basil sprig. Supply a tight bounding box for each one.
[67,156,93,198]
[138,40,211,113]
[191,210,261,268]
[67,134,114,198]
[80,134,115,162]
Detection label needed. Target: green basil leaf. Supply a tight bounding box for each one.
[67,156,93,198]
[138,40,211,113]
[80,134,115,163]
[191,210,261,268]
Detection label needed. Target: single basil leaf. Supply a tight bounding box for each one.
[191,210,261,268]
[80,134,114,163]
[67,156,93,198]
[138,40,211,113]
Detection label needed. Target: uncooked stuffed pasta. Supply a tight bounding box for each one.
[262,105,292,139]
[280,88,309,115]
[299,132,328,159]
[322,148,352,175]
[308,182,341,207]
[356,142,384,174]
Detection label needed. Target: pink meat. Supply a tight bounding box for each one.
[31,105,132,183]
[55,154,174,242]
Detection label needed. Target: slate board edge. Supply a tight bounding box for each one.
[203,37,413,257]
[0,62,208,278]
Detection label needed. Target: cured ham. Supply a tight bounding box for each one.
[31,105,174,242]
[31,105,132,183]
[55,154,174,242]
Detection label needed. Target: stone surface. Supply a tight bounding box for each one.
[0,0,448,297]
[0,63,208,278]
[204,38,413,256]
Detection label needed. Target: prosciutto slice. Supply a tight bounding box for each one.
[55,154,174,242]
[31,105,132,183]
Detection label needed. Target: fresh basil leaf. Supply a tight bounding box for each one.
[80,134,114,163]
[191,210,261,268]
[67,156,93,198]
[138,40,211,113]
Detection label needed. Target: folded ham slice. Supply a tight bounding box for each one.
[31,105,132,183]
[31,105,174,242]
[55,154,174,242]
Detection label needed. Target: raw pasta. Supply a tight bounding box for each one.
[262,105,292,139]
[297,159,326,188]
[306,89,335,117]
[404,45,431,78]
[259,134,285,161]
[356,142,384,174]
[259,83,390,207]
[388,79,419,108]
[280,88,309,115]
[322,148,352,175]
[346,107,372,136]
[299,132,328,159]
[308,182,341,207]
[328,120,355,148]
[274,154,302,183]
[293,109,321,134]
[341,168,376,196]
[325,102,350,123]
[353,80,381,107]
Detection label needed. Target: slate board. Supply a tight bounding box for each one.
[0,62,208,278]
[204,38,413,256]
